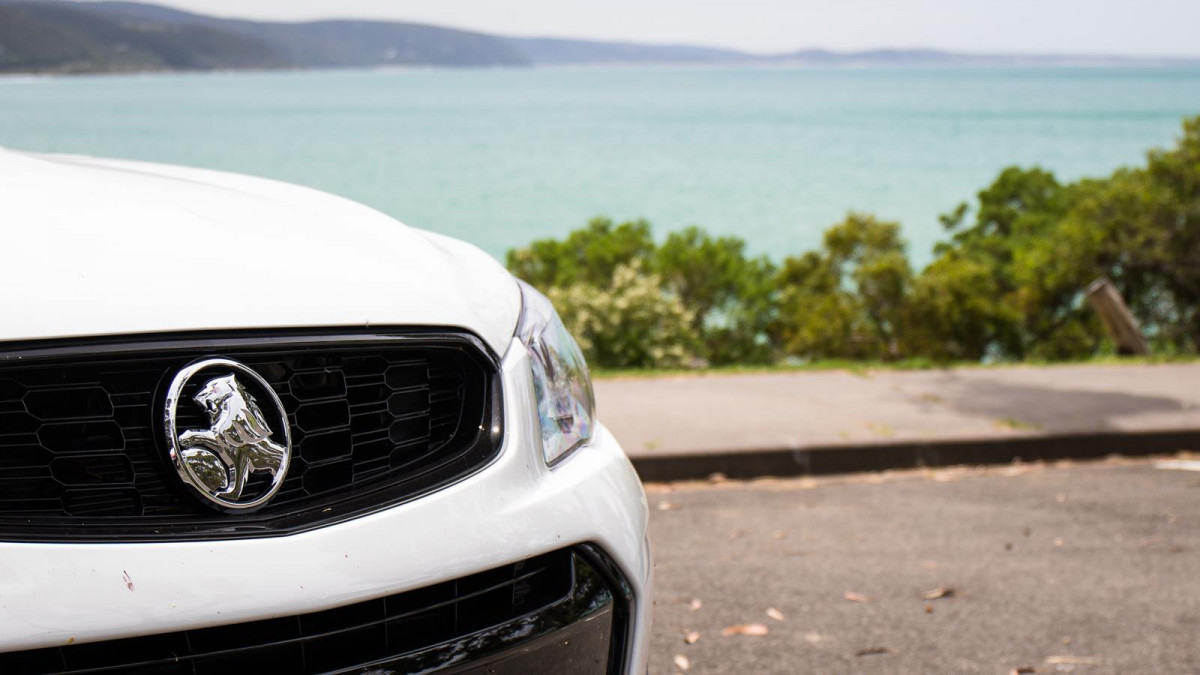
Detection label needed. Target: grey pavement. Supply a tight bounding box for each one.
[645,457,1200,674]
[597,363,1200,458]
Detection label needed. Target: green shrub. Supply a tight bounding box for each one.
[508,220,776,366]
[505,216,654,289]
[546,262,699,369]
[655,227,777,364]
[774,214,911,360]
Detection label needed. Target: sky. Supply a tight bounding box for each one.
[83,0,1200,57]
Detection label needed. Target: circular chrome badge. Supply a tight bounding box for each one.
[164,358,292,510]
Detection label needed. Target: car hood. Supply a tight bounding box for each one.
[0,149,521,356]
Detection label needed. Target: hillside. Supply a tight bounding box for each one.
[507,37,751,65]
[1,0,1196,74]
[87,2,529,68]
[0,1,528,72]
[0,2,288,72]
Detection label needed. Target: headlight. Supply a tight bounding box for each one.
[514,279,596,465]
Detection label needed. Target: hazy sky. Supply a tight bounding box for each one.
[90,0,1200,57]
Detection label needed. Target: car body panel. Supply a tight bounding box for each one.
[0,337,651,672]
[0,151,650,673]
[0,149,521,356]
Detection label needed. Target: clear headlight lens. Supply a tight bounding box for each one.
[514,279,596,465]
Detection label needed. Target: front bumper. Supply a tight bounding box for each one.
[0,339,652,673]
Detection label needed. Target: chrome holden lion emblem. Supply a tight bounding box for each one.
[164,358,291,510]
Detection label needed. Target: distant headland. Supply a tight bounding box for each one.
[2,0,1198,74]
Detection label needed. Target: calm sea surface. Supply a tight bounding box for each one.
[3,66,1199,264]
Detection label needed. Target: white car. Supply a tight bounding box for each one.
[0,149,651,674]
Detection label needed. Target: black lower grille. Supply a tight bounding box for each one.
[0,547,626,675]
[0,330,502,541]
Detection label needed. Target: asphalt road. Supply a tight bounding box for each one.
[645,457,1200,674]
[600,364,1200,457]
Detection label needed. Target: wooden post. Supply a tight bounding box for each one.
[1085,277,1148,355]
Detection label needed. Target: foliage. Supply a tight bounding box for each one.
[1071,117,1200,352]
[911,115,1200,360]
[901,251,1013,360]
[655,227,777,364]
[508,220,776,367]
[916,166,1080,360]
[774,214,911,359]
[509,115,1200,368]
[546,262,698,369]
[506,217,655,289]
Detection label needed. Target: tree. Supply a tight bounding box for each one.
[919,166,1078,359]
[775,214,913,360]
[915,116,1200,360]
[655,227,777,364]
[902,251,1014,360]
[1042,117,1200,353]
[505,217,654,289]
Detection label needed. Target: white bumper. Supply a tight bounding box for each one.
[0,340,652,673]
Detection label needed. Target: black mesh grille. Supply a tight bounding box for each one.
[0,331,501,541]
[0,548,620,675]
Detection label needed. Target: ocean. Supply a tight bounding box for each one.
[3,66,1199,265]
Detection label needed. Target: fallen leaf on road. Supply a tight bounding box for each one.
[688,598,702,611]
[923,587,957,600]
[766,607,785,621]
[722,623,769,637]
[772,531,788,540]
[924,603,934,614]
[843,591,874,603]
[684,631,700,644]
[657,500,678,511]
[855,647,898,656]
[673,654,690,671]
[1045,656,1102,666]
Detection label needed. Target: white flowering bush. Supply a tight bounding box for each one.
[547,262,700,369]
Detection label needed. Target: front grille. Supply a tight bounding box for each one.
[0,547,624,675]
[0,331,501,541]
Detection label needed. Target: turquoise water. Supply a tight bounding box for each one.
[2,66,1199,265]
